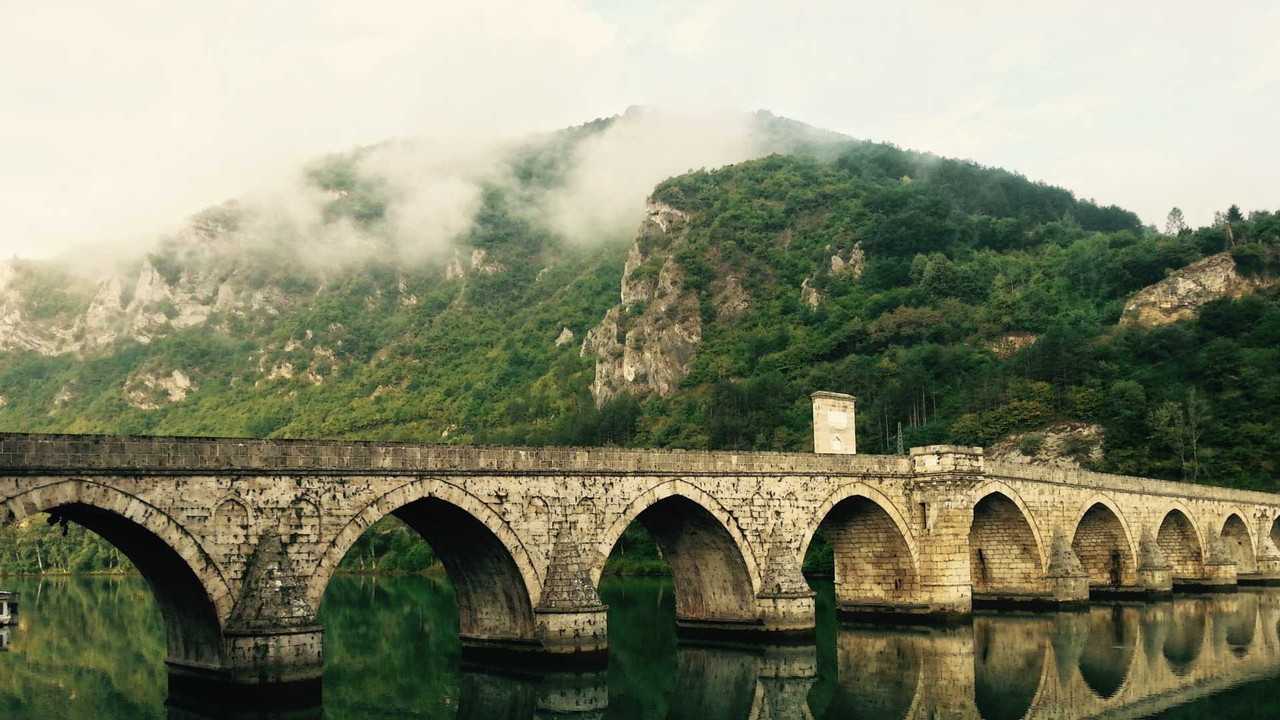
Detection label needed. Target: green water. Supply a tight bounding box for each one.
[1,576,1279,718]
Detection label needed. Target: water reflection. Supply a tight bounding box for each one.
[1,576,1280,718]
[974,617,1047,720]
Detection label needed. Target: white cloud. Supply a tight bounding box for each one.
[1,0,1277,261]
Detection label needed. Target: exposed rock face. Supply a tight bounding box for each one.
[0,208,293,357]
[124,369,196,410]
[800,277,822,309]
[446,252,467,280]
[714,274,750,321]
[581,201,703,406]
[829,242,865,280]
[986,332,1038,359]
[470,248,505,275]
[988,422,1104,469]
[0,261,84,355]
[554,327,575,347]
[1121,252,1274,327]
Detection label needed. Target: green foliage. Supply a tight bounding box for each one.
[0,514,134,575]
[1018,433,1045,456]
[336,516,440,573]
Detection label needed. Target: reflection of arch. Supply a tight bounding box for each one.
[672,645,759,720]
[968,485,1046,595]
[598,489,759,625]
[1071,498,1136,588]
[830,626,922,719]
[1,480,230,667]
[806,485,919,605]
[1157,507,1205,581]
[1220,513,1257,574]
[1078,605,1137,700]
[593,480,760,591]
[309,478,540,642]
[973,617,1049,720]
[1220,593,1258,657]
[1163,598,1207,676]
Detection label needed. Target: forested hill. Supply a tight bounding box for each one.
[0,110,1278,503]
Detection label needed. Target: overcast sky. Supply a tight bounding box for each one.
[3,1,1277,260]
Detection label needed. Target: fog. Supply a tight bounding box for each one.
[3,1,1277,263]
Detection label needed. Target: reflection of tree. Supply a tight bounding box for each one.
[320,574,462,719]
[0,576,165,718]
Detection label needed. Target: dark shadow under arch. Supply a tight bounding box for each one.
[1158,509,1204,582]
[1221,514,1257,575]
[13,502,224,670]
[602,495,757,626]
[1072,503,1134,590]
[969,492,1045,596]
[815,496,918,607]
[1271,517,1280,559]
[389,497,537,644]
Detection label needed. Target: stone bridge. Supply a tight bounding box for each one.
[2,393,1279,688]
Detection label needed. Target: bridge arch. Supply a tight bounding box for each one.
[1156,506,1205,581]
[1,479,231,668]
[1219,511,1257,574]
[967,482,1047,596]
[594,480,761,625]
[803,483,919,605]
[1271,515,1280,558]
[308,478,540,644]
[1071,496,1137,589]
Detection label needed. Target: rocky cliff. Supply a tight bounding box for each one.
[988,422,1104,469]
[0,208,295,357]
[580,202,703,406]
[1120,252,1274,327]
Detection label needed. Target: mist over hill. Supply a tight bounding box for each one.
[0,108,1277,501]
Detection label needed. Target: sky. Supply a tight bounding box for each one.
[2,0,1277,260]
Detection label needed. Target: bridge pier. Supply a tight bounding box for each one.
[1240,528,1280,585]
[1137,531,1175,597]
[1185,537,1238,592]
[1045,531,1091,608]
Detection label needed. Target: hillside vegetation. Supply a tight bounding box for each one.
[1,112,1278,574]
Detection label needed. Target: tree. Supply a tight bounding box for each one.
[1165,207,1187,235]
[1224,204,1245,248]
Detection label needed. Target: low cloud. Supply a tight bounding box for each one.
[99,108,784,277]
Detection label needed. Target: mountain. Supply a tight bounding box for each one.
[1,109,1278,498]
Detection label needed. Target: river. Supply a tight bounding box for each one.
[0,575,1277,718]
